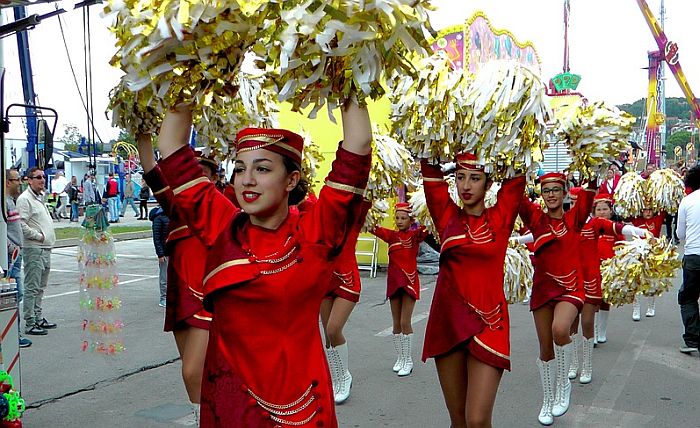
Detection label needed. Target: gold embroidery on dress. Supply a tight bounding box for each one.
[547,270,577,291]
[468,302,503,330]
[245,382,319,426]
[582,278,598,293]
[549,221,568,238]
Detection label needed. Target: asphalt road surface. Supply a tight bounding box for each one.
[18,238,700,427]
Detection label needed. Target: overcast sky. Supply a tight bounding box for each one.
[1,0,698,142]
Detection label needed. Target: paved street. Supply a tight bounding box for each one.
[16,237,700,427]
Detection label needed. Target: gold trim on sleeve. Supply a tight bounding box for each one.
[173,177,210,195]
[325,180,366,196]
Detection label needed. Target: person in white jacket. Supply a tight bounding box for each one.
[17,167,57,336]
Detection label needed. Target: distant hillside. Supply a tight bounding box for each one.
[618,97,692,123]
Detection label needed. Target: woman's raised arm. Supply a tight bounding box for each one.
[340,100,372,156]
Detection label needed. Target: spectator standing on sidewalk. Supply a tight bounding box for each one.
[150,206,170,307]
[120,173,140,218]
[68,176,80,222]
[83,174,97,206]
[51,171,69,220]
[103,173,120,223]
[677,165,700,355]
[5,169,32,347]
[16,167,57,336]
[138,179,150,220]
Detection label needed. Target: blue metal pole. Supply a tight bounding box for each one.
[13,6,38,168]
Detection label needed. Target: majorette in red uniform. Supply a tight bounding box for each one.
[518,172,594,425]
[570,193,645,385]
[321,197,372,404]
[156,104,372,428]
[371,202,427,377]
[419,154,525,427]
[630,207,665,320]
[138,139,223,419]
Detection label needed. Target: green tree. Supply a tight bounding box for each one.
[58,124,83,152]
[665,130,699,161]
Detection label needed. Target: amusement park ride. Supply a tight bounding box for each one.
[548,0,700,169]
[635,0,700,167]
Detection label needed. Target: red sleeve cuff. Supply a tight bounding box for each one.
[158,145,204,190]
[326,145,371,191]
[143,166,168,193]
[420,160,444,179]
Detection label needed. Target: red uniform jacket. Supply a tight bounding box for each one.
[632,213,664,238]
[143,166,212,331]
[329,199,372,302]
[159,144,370,428]
[598,175,620,195]
[579,217,625,305]
[419,161,526,370]
[372,225,428,300]
[519,185,595,311]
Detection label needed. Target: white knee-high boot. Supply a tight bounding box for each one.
[579,337,594,384]
[325,347,341,395]
[334,343,352,404]
[568,334,580,379]
[552,343,572,417]
[645,296,656,317]
[398,333,413,376]
[632,297,641,321]
[536,359,555,426]
[392,333,403,372]
[190,402,200,425]
[597,310,609,343]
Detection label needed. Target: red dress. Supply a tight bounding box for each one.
[328,199,372,303]
[632,213,664,238]
[519,187,595,312]
[579,217,625,305]
[143,167,212,331]
[420,161,526,370]
[159,145,370,428]
[371,226,427,300]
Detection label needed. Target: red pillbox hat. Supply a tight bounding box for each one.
[395,202,412,213]
[235,127,304,166]
[540,172,566,186]
[454,153,485,172]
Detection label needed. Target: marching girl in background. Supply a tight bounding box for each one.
[371,203,428,377]
[136,134,222,422]
[321,199,372,404]
[154,100,372,428]
[420,154,526,428]
[630,206,666,320]
[518,172,594,426]
[569,193,648,384]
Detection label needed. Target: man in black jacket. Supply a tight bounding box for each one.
[150,206,170,307]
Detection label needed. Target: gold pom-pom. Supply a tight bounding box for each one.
[647,168,685,214]
[503,241,533,304]
[299,129,326,186]
[363,198,389,232]
[367,131,418,201]
[601,236,681,305]
[391,58,550,179]
[390,51,470,162]
[554,100,635,178]
[614,172,647,218]
[257,0,434,120]
[108,82,162,135]
[461,61,551,181]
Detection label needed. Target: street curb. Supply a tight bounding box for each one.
[54,230,152,248]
